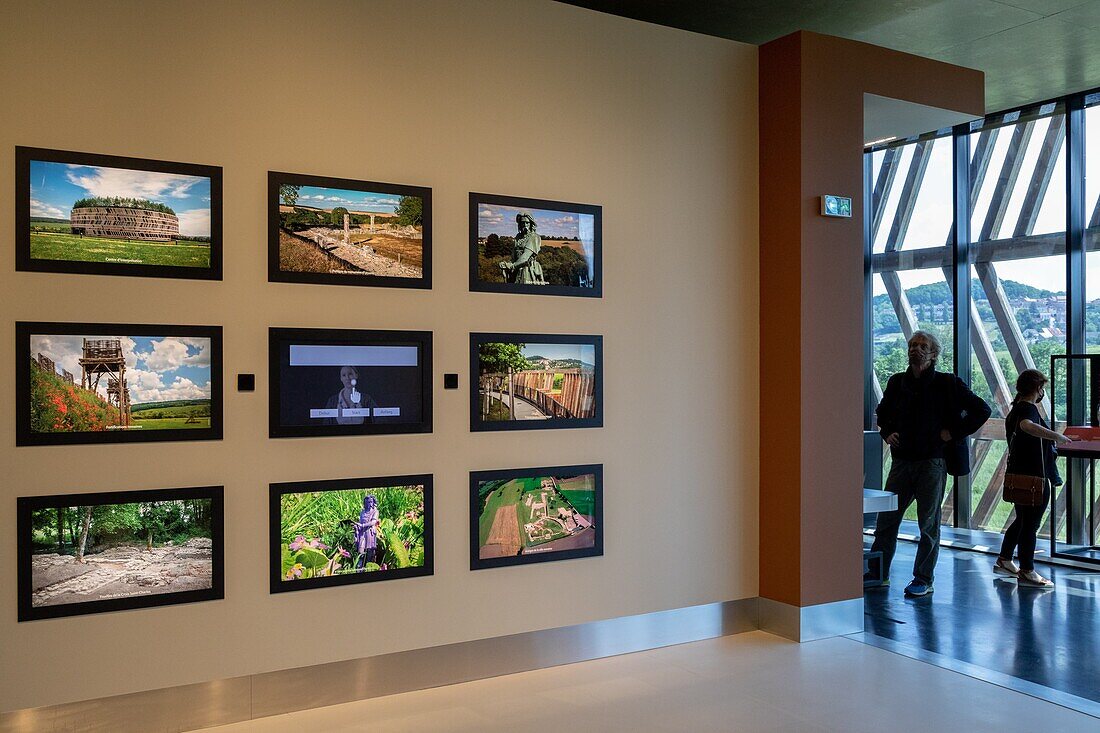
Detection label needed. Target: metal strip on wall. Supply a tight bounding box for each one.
[0,598,759,733]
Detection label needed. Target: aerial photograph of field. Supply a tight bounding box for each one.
[277,183,424,279]
[29,333,212,433]
[28,159,212,268]
[477,472,596,560]
[29,498,214,608]
[475,202,595,287]
[477,341,597,422]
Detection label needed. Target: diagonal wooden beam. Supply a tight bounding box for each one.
[979,121,1034,243]
[871,147,902,245]
[879,142,933,340]
[973,452,1010,528]
[1013,114,1065,238]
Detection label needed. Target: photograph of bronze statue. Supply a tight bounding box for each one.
[470,193,601,297]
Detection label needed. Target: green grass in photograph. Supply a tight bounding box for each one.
[478,480,524,547]
[29,232,210,267]
[30,221,72,233]
[130,416,211,430]
[559,489,595,516]
[483,394,512,421]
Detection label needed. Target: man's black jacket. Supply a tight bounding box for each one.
[876,368,992,462]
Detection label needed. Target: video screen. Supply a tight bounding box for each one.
[471,465,602,570]
[17,147,221,280]
[270,475,433,592]
[18,487,224,620]
[270,328,432,437]
[471,333,602,432]
[17,322,222,446]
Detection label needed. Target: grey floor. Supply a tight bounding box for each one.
[863,539,1100,712]
[209,630,1098,732]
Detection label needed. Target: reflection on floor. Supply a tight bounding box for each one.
[208,631,1098,732]
[862,540,1100,711]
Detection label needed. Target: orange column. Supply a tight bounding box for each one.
[758,32,984,638]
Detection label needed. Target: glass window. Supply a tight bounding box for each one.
[869,135,955,522]
[967,102,1067,539]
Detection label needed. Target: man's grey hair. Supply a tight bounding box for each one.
[909,330,942,365]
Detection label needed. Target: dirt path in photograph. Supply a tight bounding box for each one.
[289,229,422,278]
[483,504,521,557]
[31,537,213,607]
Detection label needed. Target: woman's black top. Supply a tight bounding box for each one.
[1006,401,1059,483]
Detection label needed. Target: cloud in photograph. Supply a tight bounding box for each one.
[129,373,210,403]
[30,198,67,219]
[30,334,210,402]
[176,209,211,237]
[65,165,204,201]
[136,338,210,372]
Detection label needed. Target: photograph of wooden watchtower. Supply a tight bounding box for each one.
[27,332,213,434]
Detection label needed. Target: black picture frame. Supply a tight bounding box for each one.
[470,332,603,432]
[469,192,602,298]
[268,171,432,289]
[470,464,603,570]
[16,321,224,446]
[269,474,434,593]
[17,485,225,621]
[269,327,433,438]
[15,146,223,280]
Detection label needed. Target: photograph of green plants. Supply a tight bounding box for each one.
[278,484,426,583]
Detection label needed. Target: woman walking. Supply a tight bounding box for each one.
[995,369,1072,588]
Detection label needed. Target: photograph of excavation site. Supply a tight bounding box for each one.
[18,488,223,620]
[269,172,431,288]
[471,465,602,570]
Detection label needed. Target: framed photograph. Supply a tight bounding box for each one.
[470,333,602,432]
[270,475,433,593]
[269,171,431,288]
[16,322,223,446]
[269,327,432,438]
[471,464,602,570]
[469,193,601,297]
[16,146,222,280]
[17,486,224,621]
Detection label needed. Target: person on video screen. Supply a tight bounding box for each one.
[323,365,378,425]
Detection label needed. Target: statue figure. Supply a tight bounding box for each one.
[353,494,380,568]
[499,212,547,285]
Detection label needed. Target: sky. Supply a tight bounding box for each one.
[291,186,404,214]
[30,334,211,404]
[29,160,212,237]
[871,106,1100,299]
[521,343,595,367]
[478,203,594,241]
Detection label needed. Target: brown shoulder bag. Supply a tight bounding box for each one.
[1003,427,1047,507]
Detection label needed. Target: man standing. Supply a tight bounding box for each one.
[871,330,991,597]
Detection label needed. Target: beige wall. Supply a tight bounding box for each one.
[0,0,758,711]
